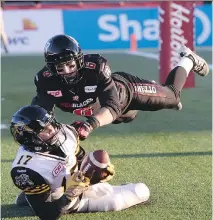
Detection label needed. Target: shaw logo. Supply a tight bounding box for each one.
[98,13,159,42]
[96,6,211,46]
[47,90,62,97]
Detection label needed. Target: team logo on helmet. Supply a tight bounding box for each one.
[13,122,32,135]
[44,42,51,53]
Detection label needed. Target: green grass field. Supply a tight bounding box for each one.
[1,50,212,220]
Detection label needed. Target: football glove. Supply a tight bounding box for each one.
[100,163,115,183]
[65,171,90,199]
[71,121,93,141]
[71,117,100,141]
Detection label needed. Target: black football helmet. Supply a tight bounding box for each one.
[10,105,66,152]
[44,35,84,85]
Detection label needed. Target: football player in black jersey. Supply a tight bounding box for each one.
[31,35,209,140]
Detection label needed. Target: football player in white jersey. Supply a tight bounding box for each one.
[10,105,150,220]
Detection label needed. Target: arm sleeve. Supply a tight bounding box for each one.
[11,167,76,220]
[98,61,121,120]
[31,75,55,112]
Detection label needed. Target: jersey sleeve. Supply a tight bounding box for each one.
[11,166,74,219]
[31,72,55,112]
[11,166,50,198]
[97,57,121,119]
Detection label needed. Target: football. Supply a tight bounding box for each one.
[80,150,110,184]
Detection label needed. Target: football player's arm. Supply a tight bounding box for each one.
[94,77,121,126]
[94,63,121,126]
[71,61,121,140]
[94,107,114,126]
[31,75,55,113]
[11,167,86,220]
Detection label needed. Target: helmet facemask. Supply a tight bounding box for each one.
[10,113,67,153]
[46,51,84,85]
[56,60,79,84]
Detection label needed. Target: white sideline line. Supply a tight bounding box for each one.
[1,46,211,57]
[125,51,212,70]
[1,124,8,129]
[126,51,159,60]
[1,49,129,57]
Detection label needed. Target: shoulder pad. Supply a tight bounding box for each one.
[34,66,53,83]
[84,53,104,62]
[84,54,107,68]
[84,54,111,80]
[99,62,112,79]
[11,167,50,195]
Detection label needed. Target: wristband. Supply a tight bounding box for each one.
[86,117,100,129]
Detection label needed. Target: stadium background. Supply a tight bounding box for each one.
[1,1,212,220]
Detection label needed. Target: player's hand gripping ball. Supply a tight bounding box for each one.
[80,150,115,184]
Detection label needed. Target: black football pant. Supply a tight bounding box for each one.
[113,66,187,124]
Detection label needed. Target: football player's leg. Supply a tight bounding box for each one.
[131,46,209,112]
[164,46,209,91]
[76,182,150,212]
[163,46,209,109]
[15,191,29,206]
[112,110,138,124]
[130,80,182,111]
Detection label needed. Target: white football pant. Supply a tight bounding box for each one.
[77,182,150,212]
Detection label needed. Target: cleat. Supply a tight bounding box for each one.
[180,46,209,77]
[15,191,29,206]
[172,102,182,111]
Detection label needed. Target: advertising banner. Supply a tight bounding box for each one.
[1,5,211,54]
[63,7,159,50]
[159,1,195,88]
[63,5,212,50]
[194,5,212,46]
[2,9,64,54]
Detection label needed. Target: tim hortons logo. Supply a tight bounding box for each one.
[170,3,190,69]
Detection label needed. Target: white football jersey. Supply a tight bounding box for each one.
[11,125,78,192]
